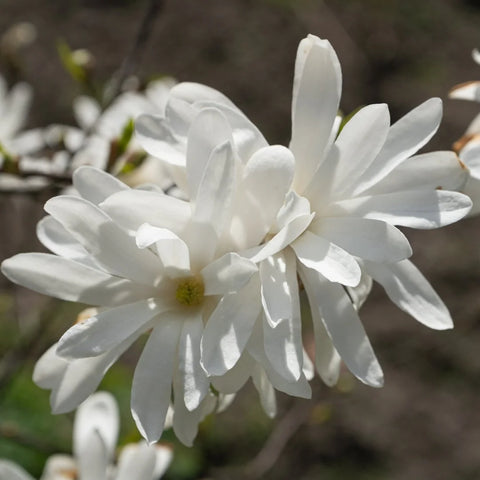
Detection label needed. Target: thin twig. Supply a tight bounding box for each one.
[243,400,313,479]
[103,0,165,106]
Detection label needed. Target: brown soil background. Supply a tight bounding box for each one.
[1,1,480,479]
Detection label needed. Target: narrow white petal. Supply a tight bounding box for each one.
[354,98,443,195]
[246,213,314,264]
[1,253,156,306]
[177,311,209,411]
[365,151,469,195]
[300,264,384,387]
[116,443,157,480]
[73,95,101,130]
[73,392,118,462]
[262,250,303,381]
[186,107,232,199]
[211,351,255,394]
[292,230,361,287]
[57,299,169,358]
[311,217,412,263]
[100,189,191,234]
[76,430,109,480]
[193,140,235,236]
[364,259,453,329]
[330,103,390,197]
[201,275,261,376]
[131,317,181,444]
[136,223,191,277]
[449,81,480,102]
[73,166,128,205]
[290,35,342,192]
[328,190,472,229]
[202,252,257,295]
[171,82,238,108]
[252,364,277,418]
[45,196,163,285]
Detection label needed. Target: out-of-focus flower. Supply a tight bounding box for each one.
[136,34,471,391]
[0,391,172,480]
[1,96,301,444]
[449,48,480,214]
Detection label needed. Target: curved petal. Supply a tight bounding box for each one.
[177,310,209,411]
[353,98,443,195]
[0,460,34,480]
[328,190,472,229]
[100,189,191,234]
[73,166,129,205]
[1,253,157,307]
[292,230,361,287]
[131,316,182,444]
[364,259,453,330]
[186,108,233,199]
[290,35,342,192]
[299,264,384,387]
[45,196,163,285]
[366,151,469,195]
[57,299,170,359]
[449,81,480,102]
[252,364,277,418]
[76,429,109,480]
[310,217,412,263]
[115,443,157,480]
[201,252,257,295]
[201,275,261,376]
[73,391,118,462]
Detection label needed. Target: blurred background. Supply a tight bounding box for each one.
[1,0,480,478]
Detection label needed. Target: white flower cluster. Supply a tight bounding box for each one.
[1,35,472,446]
[0,392,172,480]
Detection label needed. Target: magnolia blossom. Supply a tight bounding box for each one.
[136,35,471,391]
[1,97,306,444]
[449,48,480,214]
[0,392,172,480]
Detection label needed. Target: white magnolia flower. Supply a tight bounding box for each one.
[449,49,480,214]
[2,98,300,444]
[0,391,172,480]
[136,35,471,391]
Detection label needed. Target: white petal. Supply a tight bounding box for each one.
[73,166,128,205]
[354,98,443,195]
[210,351,255,394]
[201,275,261,376]
[328,190,472,229]
[73,391,118,462]
[346,270,373,311]
[131,317,181,444]
[0,460,34,480]
[245,213,314,263]
[186,107,232,199]
[116,443,157,480]
[233,145,295,244]
[45,195,163,285]
[76,430,109,480]
[136,223,191,277]
[262,250,303,381]
[1,82,32,138]
[73,95,101,130]
[202,252,257,295]
[310,301,341,386]
[310,217,412,263]
[170,82,238,108]
[300,264,384,387]
[366,151,469,195]
[1,253,156,306]
[57,299,169,359]
[252,364,277,418]
[449,81,480,102]
[329,103,390,197]
[177,311,209,411]
[193,99,268,160]
[364,259,453,329]
[36,216,97,267]
[292,230,361,287]
[193,140,235,236]
[290,35,342,192]
[100,189,191,234]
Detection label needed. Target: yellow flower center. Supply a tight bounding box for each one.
[175,277,205,306]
